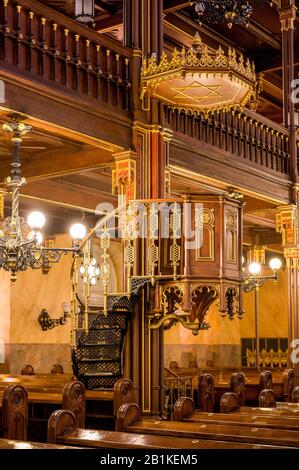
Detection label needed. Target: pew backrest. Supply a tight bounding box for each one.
[292,386,299,403]
[230,372,246,406]
[21,365,35,375]
[62,380,85,427]
[198,373,214,412]
[116,402,142,432]
[220,392,240,413]
[259,370,272,390]
[1,385,28,440]
[283,369,294,402]
[259,388,276,408]
[173,397,195,421]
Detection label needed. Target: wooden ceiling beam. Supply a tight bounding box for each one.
[0,147,113,182]
[19,179,116,213]
[94,13,123,32]
[164,0,190,13]
[95,0,118,15]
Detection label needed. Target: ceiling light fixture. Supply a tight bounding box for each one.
[0,116,87,282]
[190,1,272,29]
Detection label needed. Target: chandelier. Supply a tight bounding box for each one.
[0,117,87,282]
[141,33,257,117]
[190,1,261,29]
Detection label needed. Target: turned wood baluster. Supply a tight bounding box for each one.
[63,29,71,88]
[1,0,9,62]
[29,10,39,75]
[115,53,122,108]
[247,118,253,161]
[124,57,130,110]
[51,22,59,82]
[14,3,21,66]
[85,39,93,96]
[95,44,102,100]
[269,129,274,170]
[26,10,34,71]
[231,111,237,155]
[39,16,47,77]
[106,49,115,105]
[73,33,80,92]
[76,34,84,94]
[284,134,289,174]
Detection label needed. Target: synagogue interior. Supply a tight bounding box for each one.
[0,0,299,452]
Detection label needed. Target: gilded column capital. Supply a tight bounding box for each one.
[276,205,298,247]
[279,3,297,31]
[112,150,137,201]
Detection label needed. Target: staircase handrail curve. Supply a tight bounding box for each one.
[164,367,181,380]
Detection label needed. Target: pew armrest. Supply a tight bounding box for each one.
[113,378,134,416]
[48,409,77,444]
[115,402,142,432]
[173,397,195,421]
[220,392,240,413]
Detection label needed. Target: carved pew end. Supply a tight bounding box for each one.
[173,397,195,421]
[115,402,142,432]
[230,372,246,406]
[292,386,299,403]
[2,384,28,440]
[198,373,214,412]
[259,389,276,408]
[48,410,77,444]
[62,380,86,428]
[113,378,134,416]
[220,392,240,413]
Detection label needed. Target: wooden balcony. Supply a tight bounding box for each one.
[0,0,131,112]
[164,107,294,178]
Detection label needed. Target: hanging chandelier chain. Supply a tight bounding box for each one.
[0,117,83,282]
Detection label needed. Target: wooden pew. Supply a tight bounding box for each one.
[220,392,299,417]
[0,385,28,440]
[0,380,85,442]
[0,376,133,426]
[173,396,299,431]
[0,438,82,449]
[115,402,299,448]
[47,409,290,449]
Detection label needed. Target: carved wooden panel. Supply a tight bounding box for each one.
[62,380,85,428]
[2,385,28,440]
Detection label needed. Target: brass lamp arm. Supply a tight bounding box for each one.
[149,313,210,335]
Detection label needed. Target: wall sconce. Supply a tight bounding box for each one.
[74,0,95,23]
[38,302,70,331]
[243,257,282,293]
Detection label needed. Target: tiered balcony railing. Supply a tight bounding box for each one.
[164,107,296,177]
[0,0,131,111]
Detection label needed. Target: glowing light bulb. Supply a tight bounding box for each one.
[28,230,43,245]
[248,262,261,276]
[28,211,46,229]
[269,258,282,271]
[70,223,87,240]
[79,266,85,275]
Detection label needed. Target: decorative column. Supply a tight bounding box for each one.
[276,204,299,383]
[279,0,297,185]
[123,0,167,416]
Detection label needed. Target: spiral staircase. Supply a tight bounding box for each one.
[72,279,148,390]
